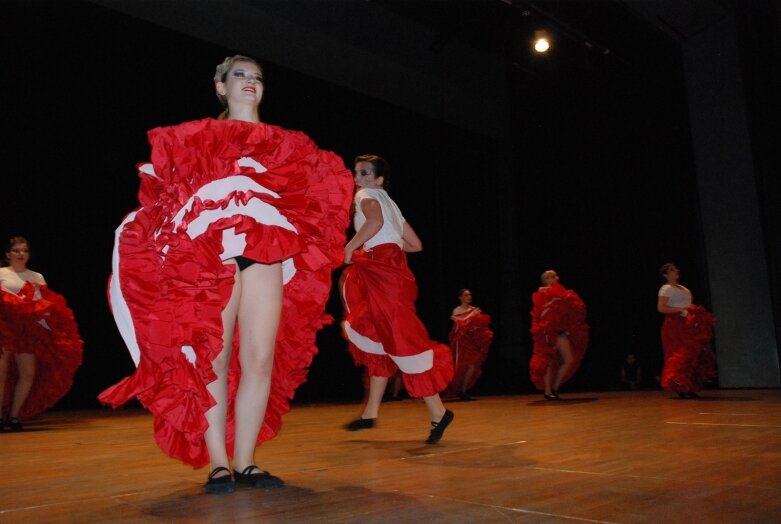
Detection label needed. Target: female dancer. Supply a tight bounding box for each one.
[443,289,493,401]
[657,263,716,398]
[0,237,83,430]
[529,270,589,400]
[341,154,454,444]
[99,55,353,493]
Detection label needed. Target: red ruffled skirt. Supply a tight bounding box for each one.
[529,283,589,390]
[340,244,453,397]
[0,284,83,419]
[660,305,716,392]
[443,310,492,397]
[99,118,353,467]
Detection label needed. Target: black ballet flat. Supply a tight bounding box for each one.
[204,467,235,495]
[544,393,560,401]
[345,418,375,431]
[6,417,22,431]
[425,409,454,444]
[234,465,284,488]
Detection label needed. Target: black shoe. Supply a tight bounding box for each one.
[204,467,235,495]
[425,409,454,444]
[6,417,22,431]
[345,418,375,431]
[234,465,284,488]
[544,393,560,401]
[458,392,475,401]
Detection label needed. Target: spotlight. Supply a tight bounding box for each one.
[534,37,550,53]
[533,30,550,53]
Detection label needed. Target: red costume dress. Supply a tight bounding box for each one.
[529,282,589,390]
[443,307,493,398]
[99,118,353,467]
[341,188,452,397]
[0,271,83,420]
[659,284,716,392]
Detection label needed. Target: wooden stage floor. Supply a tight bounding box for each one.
[2,389,780,523]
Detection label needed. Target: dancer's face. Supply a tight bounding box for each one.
[217,60,264,107]
[541,271,558,286]
[354,161,384,189]
[7,242,30,268]
[665,266,680,284]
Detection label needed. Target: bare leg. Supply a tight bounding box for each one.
[553,334,575,391]
[360,376,389,419]
[0,350,10,419]
[204,262,242,476]
[543,365,554,396]
[423,394,446,421]
[460,365,476,393]
[10,353,36,418]
[232,262,282,472]
[391,372,404,397]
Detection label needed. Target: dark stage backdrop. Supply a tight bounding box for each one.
[2,1,705,409]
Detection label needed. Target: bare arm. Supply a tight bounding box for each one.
[401,222,422,253]
[657,295,688,315]
[344,198,383,264]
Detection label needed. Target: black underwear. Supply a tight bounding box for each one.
[234,256,257,271]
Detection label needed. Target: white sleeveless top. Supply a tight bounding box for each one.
[354,188,406,250]
[658,284,692,308]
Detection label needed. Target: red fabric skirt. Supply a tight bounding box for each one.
[98,118,353,467]
[529,283,589,390]
[660,306,716,392]
[443,309,493,397]
[340,244,453,397]
[0,284,83,419]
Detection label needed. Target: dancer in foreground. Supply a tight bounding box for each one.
[99,55,353,493]
[529,270,589,400]
[340,154,454,444]
[443,288,493,401]
[657,263,716,398]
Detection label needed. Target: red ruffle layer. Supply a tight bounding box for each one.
[0,284,84,419]
[443,310,493,398]
[99,118,352,467]
[660,305,716,392]
[341,244,453,397]
[529,282,589,390]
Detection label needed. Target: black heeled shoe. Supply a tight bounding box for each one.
[425,409,454,444]
[204,466,235,495]
[234,465,284,488]
[345,417,375,431]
